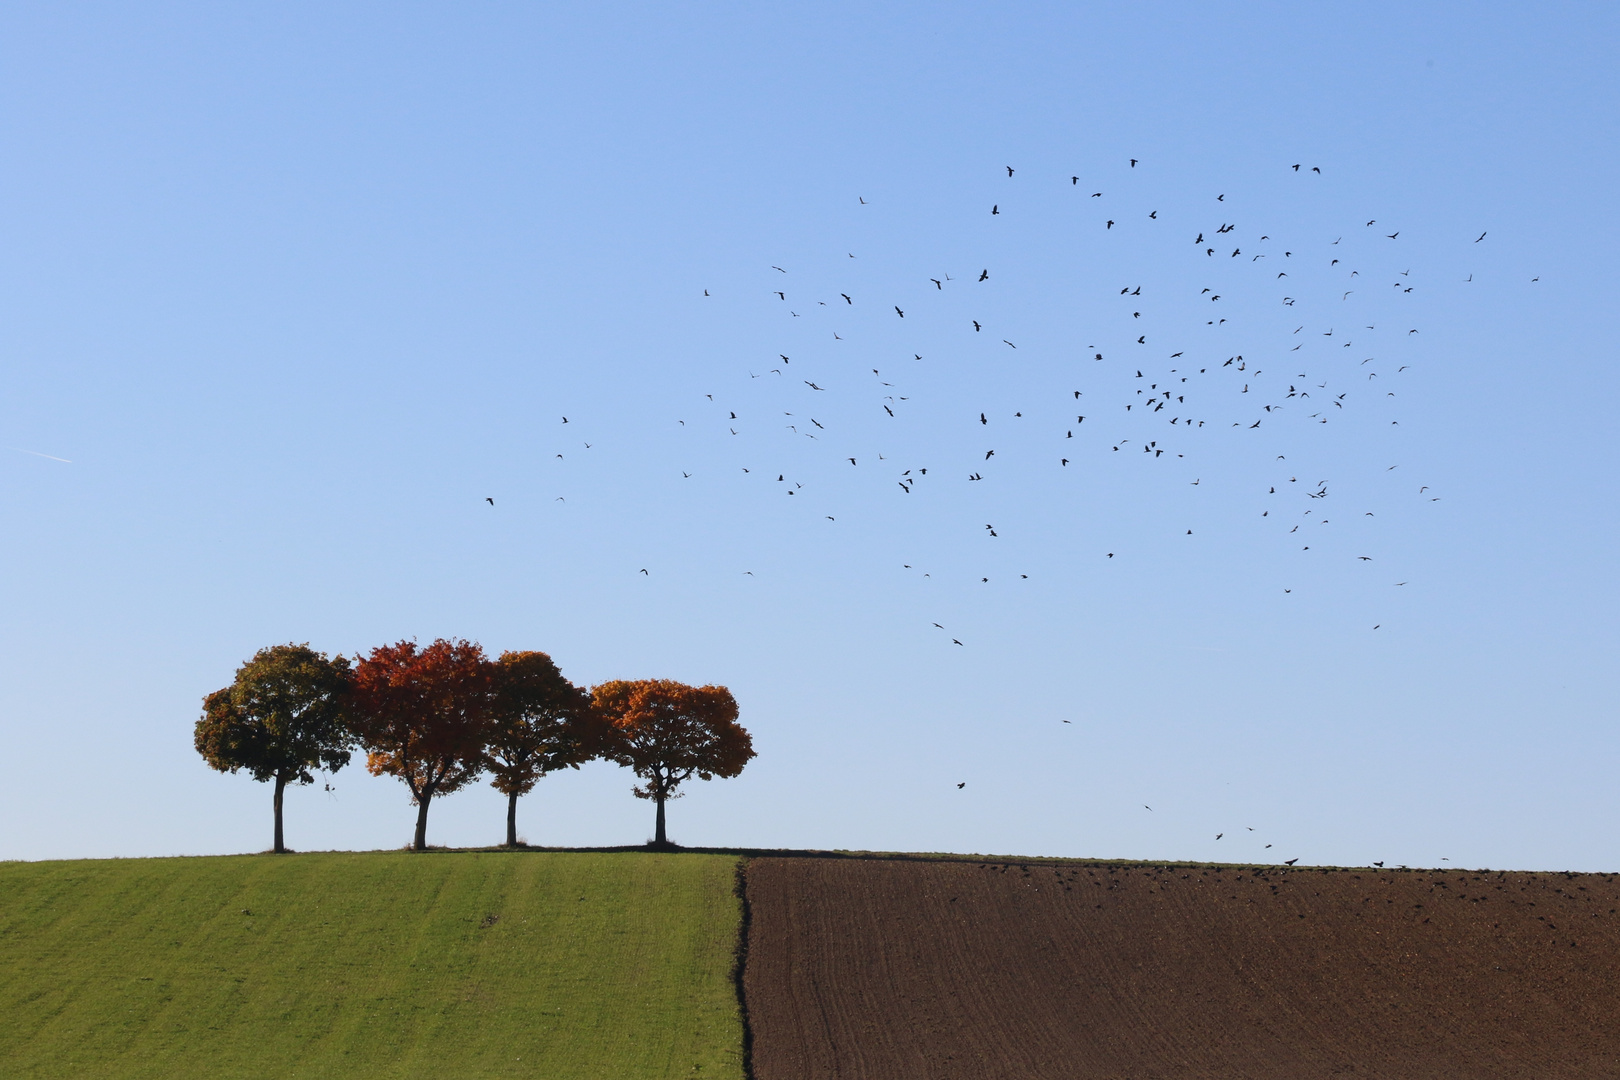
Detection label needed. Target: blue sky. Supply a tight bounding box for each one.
[2,4,1616,869]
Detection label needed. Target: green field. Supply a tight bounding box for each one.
[0,851,746,1079]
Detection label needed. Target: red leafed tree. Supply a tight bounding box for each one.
[485,650,598,847]
[349,638,493,851]
[593,679,753,848]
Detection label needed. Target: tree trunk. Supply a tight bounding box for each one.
[413,792,433,851]
[272,775,287,854]
[654,789,667,846]
[506,791,520,847]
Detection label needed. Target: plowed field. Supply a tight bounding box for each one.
[742,857,1620,1079]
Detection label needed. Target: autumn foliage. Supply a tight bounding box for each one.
[485,651,597,846]
[348,639,494,851]
[593,679,755,847]
[198,639,752,851]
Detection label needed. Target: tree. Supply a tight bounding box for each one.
[593,679,753,847]
[193,644,354,854]
[485,650,597,847]
[349,639,493,851]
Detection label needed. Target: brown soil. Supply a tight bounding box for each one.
[741,856,1620,1079]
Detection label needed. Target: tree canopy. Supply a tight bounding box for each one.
[349,638,493,851]
[593,678,753,847]
[484,650,597,846]
[193,643,353,853]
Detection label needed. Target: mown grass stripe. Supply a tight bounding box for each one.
[0,852,745,1079]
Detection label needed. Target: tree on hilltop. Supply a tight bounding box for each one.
[349,638,493,851]
[485,650,599,847]
[194,643,354,854]
[593,679,753,847]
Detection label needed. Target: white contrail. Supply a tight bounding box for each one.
[10,447,72,463]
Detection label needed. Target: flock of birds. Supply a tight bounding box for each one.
[682,161,1448,608]
[495,158,1497,866]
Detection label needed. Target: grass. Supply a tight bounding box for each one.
[0,850,746,1079]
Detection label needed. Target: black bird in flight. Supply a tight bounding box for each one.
[895,306,904,317]
[1072,176,1079,184]
[639,569,648,575]
[485,497,494,506]
[991,205,999,215]
[1285,858,1299,865]
[979,269,989,281]
[1130,158,1138,167]
[1475,231,1487,242]
[841,293,851,304]
[973,321,982,332]
[957,781,966,788]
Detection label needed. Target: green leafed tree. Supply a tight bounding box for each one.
[194,644,354,853]
[485,650,599,847]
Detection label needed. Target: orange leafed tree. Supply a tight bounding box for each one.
[485,650,598,847]
[349,638,493,851]
[593,678,753,847]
